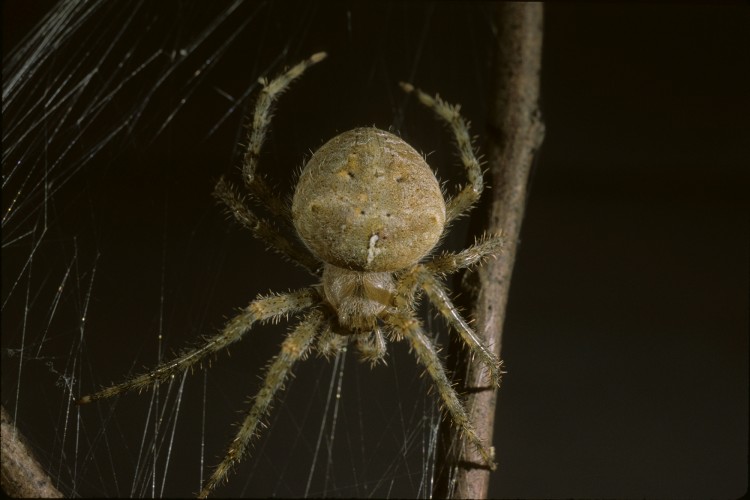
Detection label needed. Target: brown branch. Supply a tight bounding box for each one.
[434,3,545,498]
[1,405,63,498]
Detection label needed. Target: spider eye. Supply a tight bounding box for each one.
[292,127,446,272]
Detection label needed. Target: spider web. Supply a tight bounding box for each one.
[2,1,495,497]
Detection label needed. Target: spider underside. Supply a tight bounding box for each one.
[78,52,504,498]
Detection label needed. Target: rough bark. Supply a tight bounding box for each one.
[1,406,63,498]
[433,3,545,498]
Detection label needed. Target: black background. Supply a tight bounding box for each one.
[2,2,748,498]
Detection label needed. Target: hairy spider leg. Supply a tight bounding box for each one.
[76,289,318,405]
[425,233,504,276]
[399,82,483,223]
[214,177,319,274]
[198,309,324,498]
[415,267,504,386]
[421,235,506,383]
[212,52,328,274]
[240,51,328,226]
[384,311,496,470]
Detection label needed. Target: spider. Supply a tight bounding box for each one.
[77,52,505,498]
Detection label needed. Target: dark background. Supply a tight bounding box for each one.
[2,2,748,498]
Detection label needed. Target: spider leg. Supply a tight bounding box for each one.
[413,266,504,386]
[384,311,496,470]
[77,288,318,405]
[198,309,324,498]
[214,176,319,274]
[399,82,483,223]
[241,52,327,226]
[425,233,504,276]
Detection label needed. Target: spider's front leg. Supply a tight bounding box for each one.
[417,267,504,386]
[198,309,324,498]
[77,288,318,405]
[395,239,505,387]
[384,311,496,470]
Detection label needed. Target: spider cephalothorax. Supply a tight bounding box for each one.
[78,52,504,498]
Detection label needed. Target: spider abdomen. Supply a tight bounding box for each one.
[292,127,446,272]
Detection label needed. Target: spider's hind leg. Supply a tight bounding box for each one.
[241,52,327,227]
[399,82,483,223]
[214,177,319,273]
[215,53,327,275]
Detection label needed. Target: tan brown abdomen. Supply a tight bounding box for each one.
[292,127,446,272]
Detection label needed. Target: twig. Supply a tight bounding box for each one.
[1,405,63,498]
[433,3,545,498]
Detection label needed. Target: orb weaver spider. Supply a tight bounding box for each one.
[78,52,504,498]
